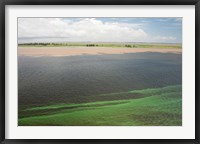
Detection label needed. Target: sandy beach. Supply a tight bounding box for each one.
[18,47,182,57]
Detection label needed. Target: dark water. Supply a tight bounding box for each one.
[18,52,182,108]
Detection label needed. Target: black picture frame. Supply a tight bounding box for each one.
[0,0,199,143]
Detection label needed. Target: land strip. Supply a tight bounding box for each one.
[18,47,182,57]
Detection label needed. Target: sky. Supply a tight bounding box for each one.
[18,18,182,44]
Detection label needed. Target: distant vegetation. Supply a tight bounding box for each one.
[125,44,136,48]
[18,42,182,49]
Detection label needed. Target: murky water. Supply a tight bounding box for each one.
[18,52,182,108]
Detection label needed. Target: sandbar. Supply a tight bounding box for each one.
[18,47,182,57]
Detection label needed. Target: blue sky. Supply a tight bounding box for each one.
[18,18,182,43]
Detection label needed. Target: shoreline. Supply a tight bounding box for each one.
[18,47,182,57]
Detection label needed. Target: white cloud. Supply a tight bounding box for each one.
[151,36,176,41]
[18,18,177,43]
[175,18,182,22]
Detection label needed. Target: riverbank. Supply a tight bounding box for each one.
[18,47,182,57]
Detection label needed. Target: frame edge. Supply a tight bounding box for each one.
[195,1,200,143]
[1,0,199,143]
[0,0,5,143]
